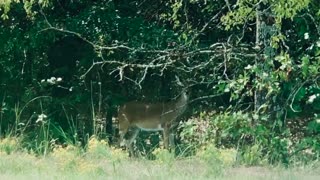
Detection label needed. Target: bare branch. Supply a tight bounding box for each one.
[38,10,257,88]
[222,43,230,80]
[189,93,225,104]
[224,0,232,11]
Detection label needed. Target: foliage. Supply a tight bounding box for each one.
[180,111,320,164]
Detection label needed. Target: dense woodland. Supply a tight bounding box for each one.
[0,0,320,164]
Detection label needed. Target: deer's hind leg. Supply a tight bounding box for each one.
[169,131,175,152]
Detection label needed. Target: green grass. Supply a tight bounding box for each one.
[0,153,206,179]
[0,137,319,180]
[0,152,319,180]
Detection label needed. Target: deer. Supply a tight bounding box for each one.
[117,88,188,156]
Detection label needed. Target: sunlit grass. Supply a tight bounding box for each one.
[0,137,319,180]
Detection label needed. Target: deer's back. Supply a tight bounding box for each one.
[118,101,178,124]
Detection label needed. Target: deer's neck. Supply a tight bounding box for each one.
[172,92,188,115]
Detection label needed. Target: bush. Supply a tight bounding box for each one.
[179,111,320,165]
[0,137,20,154]
[179,111,253,150]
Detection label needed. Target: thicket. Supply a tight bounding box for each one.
[0,0,319,165]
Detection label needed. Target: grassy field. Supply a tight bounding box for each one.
[0,137,319,180]
[1,153,319,180]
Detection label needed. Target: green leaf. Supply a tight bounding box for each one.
[295,87,306,101]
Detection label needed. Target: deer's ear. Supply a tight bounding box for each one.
[182,88,190,95]
[186,90,190,96]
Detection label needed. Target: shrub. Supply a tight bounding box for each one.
[179,111,320,165]
[0,137,20,154]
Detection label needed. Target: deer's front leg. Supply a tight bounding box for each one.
[125,127,140,157]
[118,115,129,148]
[163,123,172,150]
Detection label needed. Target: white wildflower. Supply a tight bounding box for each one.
[47,77,57,84]
[304,33,309,40]
[307,94,317,104]
[245,65,252,70]
[36,113,47,123]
